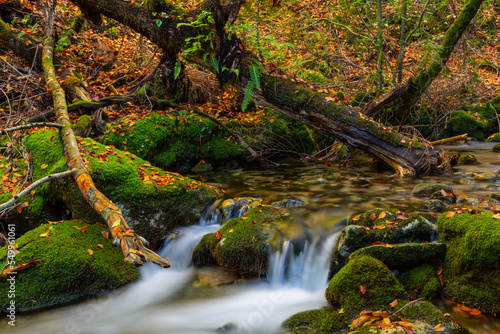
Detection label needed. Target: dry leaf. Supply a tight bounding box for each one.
[97,244,104,248]
[390,299,398,307]
[433,323,446,331]
[378,212,386,219]
[352,214,361,221]
[360,285,366,294]
[493,213,500,219]
[216,231,222,240]
[123,231,134,237]
[241,217,248,220]
[101,230,109,239]
[87,249,94,255]
[445,211,455,218]
[40,163,48,169]
[383,317,391,325]
[73,225,89,232]
[370,212,377,220]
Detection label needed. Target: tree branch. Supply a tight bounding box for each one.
[0,122,62,135]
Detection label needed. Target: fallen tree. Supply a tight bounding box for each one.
[66,0,486,175]
[40,2,170,268]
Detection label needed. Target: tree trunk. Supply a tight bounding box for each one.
[363,0,485,117]
[68,0,451,176]
[41,8,170,268]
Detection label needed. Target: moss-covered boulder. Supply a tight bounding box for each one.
[326,254,405,317]
[193,204,298,277]
[493,143,500,153]
[486,132,500,142]
[330,213,437,276]
[438,211,500,312]
[457,154,478,165]
[411,183,453,197]
[401,264,442,300]
[443,109,490,141]
[348,208,401,227]
[0,221,138,312]
[0,130,218,248]
[282,308,347,333]
[473,172,500,183]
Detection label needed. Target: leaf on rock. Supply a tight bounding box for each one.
[216,231,222,240]
[73,225,89,232]
[360,285,366,294]
[433,323,446,331]
[378,212,386,219]
[390,299,398,307]
[97,244,104,248]
[87,249,94,255]
[370,212,377,220]
[101,230,109,239]
[40,163,48,169]
[352,214,361,221]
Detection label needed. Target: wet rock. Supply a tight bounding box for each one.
[458,178,475,184]
[330,214,438,276]
[283,309,347,333]
[220,198,260,221]
[192,160,213,173]
[456,197,482,207]
[411,183,453,197]
[493,143,500,153]
[492,192,500,201]
[417,199,446,212]
[486,132,500,142]
[458,154,479,165]
[486,184,499,191]
[0,221,139,312]
[473,172,500,183]
[438,211,500,312]
[194,267,238,287]
[430,190,455,204]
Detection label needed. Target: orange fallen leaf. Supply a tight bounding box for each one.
[40,163,48,169]
[396,321,412,327]
[101,230,109,239]
[123,231,134,237]
[87,249,94,255]
[129,248,145,256]
[360,285,366,294]
[445,211,455,218]
[280,209,287,213]
[73,225,89,232]
[370,212,377,220]
[378,212,386,219]
[390,299,398,307]
[383,317,391,325]
[352,214,361,221]
[470,308,482,317]
[97,244,104,248]
[216,231,222,240]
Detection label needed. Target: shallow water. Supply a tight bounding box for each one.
[3,142,500,334]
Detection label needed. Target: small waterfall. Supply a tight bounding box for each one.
[268,232,339,290]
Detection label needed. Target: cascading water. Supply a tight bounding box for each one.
[5,201,340,334]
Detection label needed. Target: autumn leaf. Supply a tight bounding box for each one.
[280,209,287,213]
[378,212,386,219]
[39,228,50,238]
[440,189,447,197]
[433,323,446,331]
[87,249,94,255]
[216,231,222,240]
[73,225,89,232]
[97,244,104,248]
[403,328,415,334]
[360,285,366,294]
[445,211,455,218]
[101,230,109,239]
[382,317,391,325]
[396,321,412,328]
[352,214,361,221]
[129,248,145,256]
[390,299,398,307]
[40,163,48,169]
[370,212,377,220]
[123,231,134,237]
[493,213,500,219]
[228,229,233,233]
[241,217,248,220]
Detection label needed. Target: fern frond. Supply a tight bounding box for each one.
[249,64,261,91]
[242,81,255,111]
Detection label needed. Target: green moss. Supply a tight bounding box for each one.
[443,110,489,141]
[283,309,347,333]
[326,254,405,317]
[348,208,400,227]
[393,300,448,326]
[438,211,500,312]
[0,221,138,311]
[493,143,500,153]
[411,183,453,197]
[195,205,290,277]
[401,264,442,300]
[458,154,478,165]
[72,115,92,133]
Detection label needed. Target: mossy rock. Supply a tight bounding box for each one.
[348,208,401,227]
[401,264,442,300]
[457,154,478,165]
[282,308,347,333]
[330,214,437,276]
[493,143,500,153]
[417,199,446,213]
[0,221,139,312]
[72,114,92,134]
[326,254,405,317]
[473,172,500,183]
[191,160,213,173]
[443,109,489,141]
[352,243,446,272]
[0,130,219,248]
[438,211,500,312]
[193,204,297,277]
[393,300,453,326]
[430,190,455,204]
[486,132,500,142]
[411,183,453,197]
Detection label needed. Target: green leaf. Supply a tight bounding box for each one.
[242,81,255,112]
[174,60,182,80]
[249,64,261,91]
[210,54,219,74]
[231,69,239,77]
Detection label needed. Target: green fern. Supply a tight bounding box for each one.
[174,60,182,80]
[248,64,261,91]
[210,54,219,73]
[242,81,255,111]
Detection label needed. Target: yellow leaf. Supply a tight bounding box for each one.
[39,228,50,238]
[493,213,500,219]
[352,214,361,221]
[445,212,455,218]
[112,219,121,228]
[378,212,386,219]
[241,217,248,220]
[433,323,446,331]
[382,317,391,325]
[87,249,94,255]
[40,163,48,169]
[97,244,104,248]
[390,299,398,307]
[228,229,233,233]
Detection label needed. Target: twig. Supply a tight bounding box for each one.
[430,134,468,146]
[0,122,62,135]
[0,169,77,211]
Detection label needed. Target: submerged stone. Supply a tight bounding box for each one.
[457,154,478,165]
[417,199,446,212]
[0,221,139,312]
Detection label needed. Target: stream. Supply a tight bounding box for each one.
[3,142,500,334]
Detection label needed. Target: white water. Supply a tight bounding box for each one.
[8,208,339,334]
